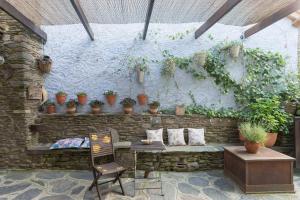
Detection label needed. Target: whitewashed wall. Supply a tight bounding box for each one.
[42,19,298,113]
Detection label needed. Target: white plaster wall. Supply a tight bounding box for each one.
[42,18,298,113]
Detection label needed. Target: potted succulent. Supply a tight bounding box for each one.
[45,100,56,114]
[103,90,117,106]
[89,100,104,114]
[239,123,267,154]
[66,99,77,114]
[193,51,208,66]
[137,93,148,106]
[229,41,242,59]
[176,104,185,116]
[241,97,292,147]
[149,101,160,114]
[120,98,136,114]
[56,91,67,105]
[77,92,88,105]
[37,55,52,73]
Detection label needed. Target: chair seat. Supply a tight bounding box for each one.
[95,162,125,175]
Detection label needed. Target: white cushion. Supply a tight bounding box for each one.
[167,128,186,146]
[188,128,205,146]
[146,128,164,144]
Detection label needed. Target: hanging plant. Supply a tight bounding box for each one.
[103,90,117,106]
[128,57,149,84]
[37,55,52,73]
[193,51,208,66]
[161,57,176,78]
[228,41,242,59]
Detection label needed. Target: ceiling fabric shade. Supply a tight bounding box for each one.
[6,0,296,26]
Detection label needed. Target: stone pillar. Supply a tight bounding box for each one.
[0,9,43,168]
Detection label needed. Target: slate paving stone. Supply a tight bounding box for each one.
[5,172,31,180]
[39,195,74,200]
[36,171,65,180]
[30,179,45,186]
[51,179,77,193]
[69,171,93,180]
[214,178,235,192]
[12,188,42,200]
[3,181,13,185]
[206,170,223,177]
[188,177,209,187]
[178,183,200,195]
[71,185,85,195]
[0,182,31,196]
[203,188,231,200]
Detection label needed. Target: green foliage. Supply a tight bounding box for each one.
[160,108,175,115]
[185,105,240,118]
[56,91,67,96]
[120,98,136,107]
[149,101,160,108]
[241,97,292,134]
[279,76,300,102]
[89,100,104,107]
[128,56,149,72]
[103,90,117,96]
[66,99,77,108]
[239,123,267,143]
[161,57,177,78]
[77,92,87,96]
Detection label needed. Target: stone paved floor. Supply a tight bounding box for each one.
[0,170,300,200]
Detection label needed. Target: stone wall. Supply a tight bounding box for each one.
[0,9,43,168]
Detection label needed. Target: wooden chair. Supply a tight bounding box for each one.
[88,131,126,200]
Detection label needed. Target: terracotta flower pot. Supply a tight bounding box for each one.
[47,105,56,114]
[244,141,260,154]
[149,106,158,114]
[123,106,133,114]
[264,133,278,148]
[56,95,67,105]
[77,95,87,105]
[91,106,101,114]
[106,95,116,106]
[66,107,76,114]
[137,94,148,105]
[230,45,241,59]
[176,105,185,115]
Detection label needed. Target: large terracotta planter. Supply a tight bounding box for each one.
[244,141,260,154]
[106,95,116,106]
[56,95,67,105]
[123,106,133,114]
[77,95,87,105]
[137,94,148,105]
[66,107,76,114]
[264,133,278,147]
[149,106,158,114]
[91,106,101,114]
[47,105,56,114]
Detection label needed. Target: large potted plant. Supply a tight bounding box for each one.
[137,93,148,105]
[66,99,77,114]
[239,123,267,154]
[103,90,117,106]
[77,92,88,105]
[89,100,104,114]
[45,100,56,114]
[149,101,160,114]
[241,97,292,147]
[56,91,67,105]
[120,98,136,114]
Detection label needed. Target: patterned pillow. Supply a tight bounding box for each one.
[50,138,84,149]
[167,128,186,146]
[81,137,90,148]
[146,128,164,144]
[188,128,205,146]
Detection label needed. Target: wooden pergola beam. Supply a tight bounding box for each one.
[142,0,155,40]
[195,0,242,39]
[0,0,47,42]
[243,0,300,39]
[70,0,94,41]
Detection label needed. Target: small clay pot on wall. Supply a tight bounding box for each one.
[46,104,56,114]
[66,99,77,114]
[56,92,67,105]
[123,106,134,114]
[37,55,52,74]
[149,101,160,114]
[89,100,104,114]
[137,94,148,105]
[244,141,261,154]
[77,93,87,105]
[176,105,185,115]
[104,91,117,106]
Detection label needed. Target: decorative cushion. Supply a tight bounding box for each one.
[81,137,90,148]
[167,128,186,146]
[188,128,205,146]
[146,128,164,144]
[50,138,84,149]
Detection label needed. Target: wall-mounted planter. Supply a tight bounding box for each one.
[106,95,116,106]
[193,51,207,66]
[77,93,87,105]
[137,68,145,84]
[123,106,133,114]
[56,92,67,105]
[47,104,56,114]
[137,94,148,105]
[176,105,185,115]
[37,55,52,74]
[91,106,101,114]
[230,45,241,59]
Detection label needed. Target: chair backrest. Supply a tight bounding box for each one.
[89,131,114,166]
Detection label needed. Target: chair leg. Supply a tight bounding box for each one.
[95,179,103,200]
[89,169,97,191]
[118,176,125,196]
